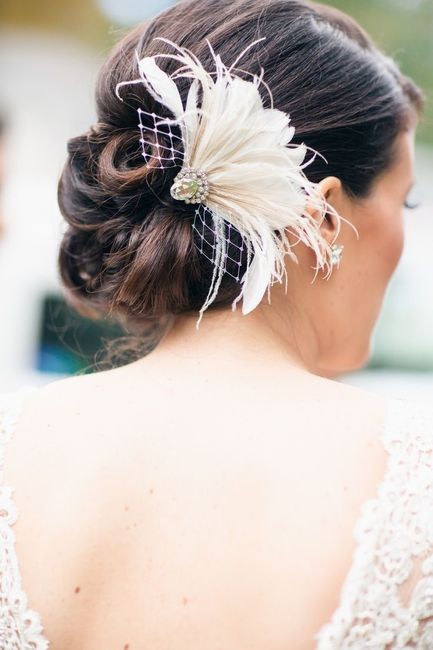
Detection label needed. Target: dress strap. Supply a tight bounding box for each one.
[315,395,433,649]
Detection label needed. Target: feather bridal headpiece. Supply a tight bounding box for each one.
[116,36,357,327]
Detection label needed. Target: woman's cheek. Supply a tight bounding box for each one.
[391,210,405,270]
[377,206,405,276]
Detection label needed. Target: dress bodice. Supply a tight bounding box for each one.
[315,396,433,649]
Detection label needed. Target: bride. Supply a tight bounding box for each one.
[1,1,431,648]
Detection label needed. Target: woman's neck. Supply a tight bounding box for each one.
[141,299,321,377]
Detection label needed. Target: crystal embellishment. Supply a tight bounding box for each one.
[170,168,209,204]
[330,242,344,266]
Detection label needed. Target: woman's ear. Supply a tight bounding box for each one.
[305,176,344,245]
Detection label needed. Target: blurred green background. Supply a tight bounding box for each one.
[331,0,433,144]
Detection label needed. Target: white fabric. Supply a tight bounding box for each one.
[0,388,432,649]
[315,396,433,649]
[0,387,49,650]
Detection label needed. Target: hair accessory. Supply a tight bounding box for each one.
[116,37,357,327]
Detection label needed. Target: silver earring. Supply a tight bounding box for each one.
[330,243,344,267]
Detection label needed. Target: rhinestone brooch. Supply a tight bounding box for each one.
[170,168,209,204]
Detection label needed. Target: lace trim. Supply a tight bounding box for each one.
[315,396,433,650]
[0,386,50,650]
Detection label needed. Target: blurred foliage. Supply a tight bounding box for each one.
[1,0,431,142]
[0,0,111,48]
[325,0,433,144]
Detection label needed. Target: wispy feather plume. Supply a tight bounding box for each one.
[116,37,358,326]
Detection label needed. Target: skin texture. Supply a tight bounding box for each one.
[155,127,415,378]
[4,127,417,649]
[289,127,415,376]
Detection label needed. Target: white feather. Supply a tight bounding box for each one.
[240,231,276,315]
[138,57,184,121]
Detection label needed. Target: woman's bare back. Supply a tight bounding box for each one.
[2,356,389,650]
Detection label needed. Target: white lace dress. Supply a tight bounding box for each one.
[315,394,433,650]
[1,387,433,649]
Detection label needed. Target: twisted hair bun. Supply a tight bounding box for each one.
[58,0,424,333]
[59,124,199,313]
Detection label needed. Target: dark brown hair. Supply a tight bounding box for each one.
[58,0,425,336]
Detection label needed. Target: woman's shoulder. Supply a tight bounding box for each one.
[0,370,137,502]
[5,367,431,457]
[6,368,128,427]
[4,367,393,435]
